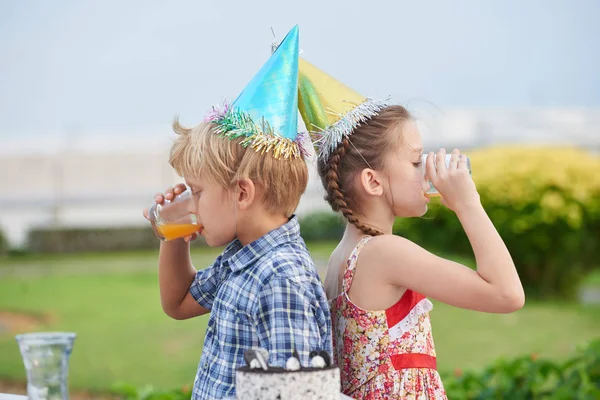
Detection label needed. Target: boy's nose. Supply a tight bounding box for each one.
[187,198,197,214]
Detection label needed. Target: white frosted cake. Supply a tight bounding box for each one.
[236,349,340,400]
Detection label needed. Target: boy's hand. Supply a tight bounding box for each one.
[142,183,198,242]
[154,183,188,205]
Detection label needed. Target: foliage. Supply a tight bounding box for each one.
[26,226,206,253]
[0,227,7,256]
[394,146,600,299]
[110,383,192,400]
[108,339,600,399]
[443,339,600,399]
[299,211,345,242]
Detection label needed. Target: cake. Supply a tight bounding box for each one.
[235,348,341,400]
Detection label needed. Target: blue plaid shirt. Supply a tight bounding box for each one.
[189,216,332,400]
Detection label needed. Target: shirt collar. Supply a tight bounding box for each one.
[223,215,301,273]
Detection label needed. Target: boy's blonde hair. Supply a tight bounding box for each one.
[169,119,308,217]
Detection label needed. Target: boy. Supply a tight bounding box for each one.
[147,26,332,399]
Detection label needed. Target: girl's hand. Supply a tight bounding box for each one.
[426,148,480,214]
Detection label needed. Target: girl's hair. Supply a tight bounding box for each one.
[317,105,413,236]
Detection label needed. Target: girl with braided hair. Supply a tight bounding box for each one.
[298,59,525,399]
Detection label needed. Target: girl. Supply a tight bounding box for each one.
[315,104,525,399]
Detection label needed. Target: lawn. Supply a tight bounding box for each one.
[0,244,599,392]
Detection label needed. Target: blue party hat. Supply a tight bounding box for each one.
[205,25,307,159]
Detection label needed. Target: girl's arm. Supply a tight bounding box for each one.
[366,149,524,313]
[366,204,524,313]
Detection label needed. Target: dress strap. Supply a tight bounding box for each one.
[341,236,374,294]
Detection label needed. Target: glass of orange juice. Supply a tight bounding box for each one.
[422,153,472,197]
[147,190,202,241]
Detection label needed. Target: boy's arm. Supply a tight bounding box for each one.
[158,239,210,320]
[255,277,322,367]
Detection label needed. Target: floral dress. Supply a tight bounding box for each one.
[330,236,447,399]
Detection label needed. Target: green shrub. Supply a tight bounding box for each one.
[111,383,192,400]
[110,339,600,399]
[299,211,345,242]
[394,146,600,299]
[0,227,7,256]
[26,226,206,253]
[442,338,600,399]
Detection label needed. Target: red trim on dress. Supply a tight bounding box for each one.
[391,353,437,370]
[385,289,426,327]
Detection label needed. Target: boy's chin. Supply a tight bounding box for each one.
[204,237,222,248]
[204,232,236,248]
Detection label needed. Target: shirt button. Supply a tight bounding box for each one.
[204,362,209,370]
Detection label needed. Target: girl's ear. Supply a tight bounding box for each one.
[358,168,384,197]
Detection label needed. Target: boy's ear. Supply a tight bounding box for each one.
[359,168,384,197]
[236,178,256,210]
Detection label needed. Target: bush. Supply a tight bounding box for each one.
[27,226,183,253]
[111,383,192,400]
[442,338,600,399]
[394,146,600,299]
[110,339,600,400]
[299,211,345,242]
[0,228,7,256]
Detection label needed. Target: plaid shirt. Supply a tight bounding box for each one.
[189,216,332,400]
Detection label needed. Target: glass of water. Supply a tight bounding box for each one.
[421,153,472,197]
[16,332,77,400]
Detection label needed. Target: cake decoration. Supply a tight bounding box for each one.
[243,348,269,371]
[237,347,340,399]
[310,350,332,367]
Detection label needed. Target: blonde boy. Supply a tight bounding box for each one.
[149,26,332,399]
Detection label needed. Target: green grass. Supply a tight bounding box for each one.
[586,269,600,286]
[0,271,205,391]
[0,245,599,392]
[0,241,339,274]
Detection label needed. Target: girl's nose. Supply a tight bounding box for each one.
[422,178,430,193]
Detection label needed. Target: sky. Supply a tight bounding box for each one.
[1,0,599,141]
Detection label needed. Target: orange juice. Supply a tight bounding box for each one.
[425,182,442,198]
[157,223,202,241]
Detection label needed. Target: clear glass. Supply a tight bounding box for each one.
[15,332,76,400]
[421,153,472,197]
[147,190,202,241]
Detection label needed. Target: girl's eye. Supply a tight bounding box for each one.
[413,162,422,168]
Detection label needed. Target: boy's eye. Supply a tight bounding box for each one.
[412,162,422,168]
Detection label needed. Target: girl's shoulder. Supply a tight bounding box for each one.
[360,234,422,260]
[357,234,431,280]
